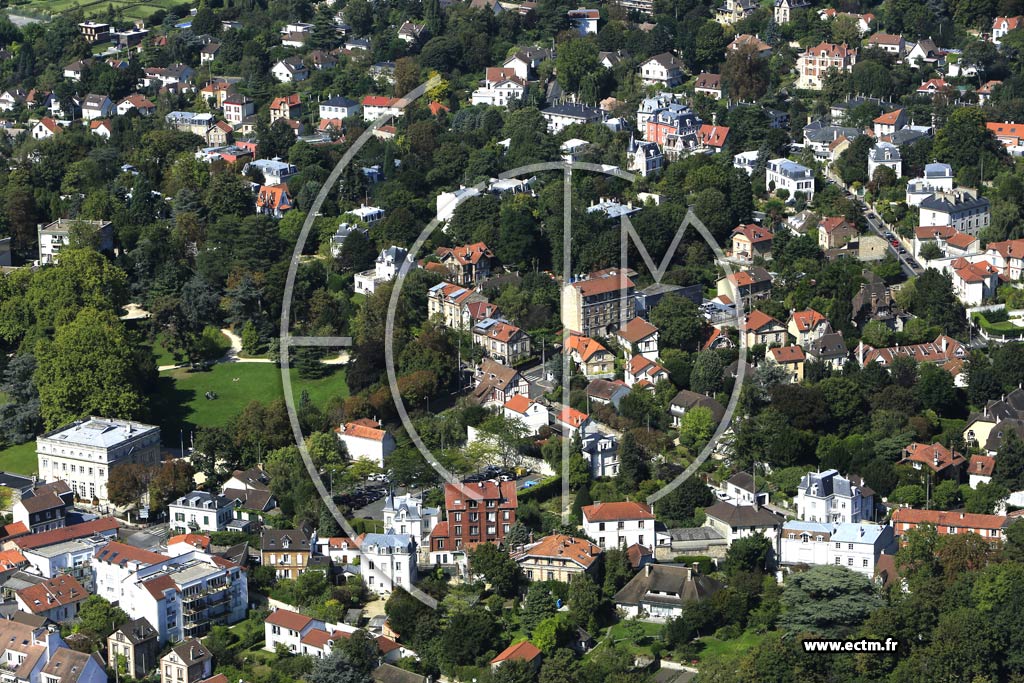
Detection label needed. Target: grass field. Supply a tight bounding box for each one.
[696,630,767,663]
[0,440,39,476]
[151,362,350,440]
[6,0,181,21]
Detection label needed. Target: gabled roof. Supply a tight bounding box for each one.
[617,317,658,343]
[266,608,314,631]
[491,640,542,664]
[582,501,654,522]
[95,541,169,566]
[17,574,88,612]
[512,534,602,569]
[566,333,610,362]
[731,223,771,243]
[970,454,995,477]
[337,420,387,441]
[437,242,493,266]
[892,507,1008,531]
[503,394,534,415]
[790,309,827,332]
[770,345,805,363]
[899,442,966,472]
[15,517,119,550]
[555,406,589,428]
[743,310,783,332]
[643,52,683,71]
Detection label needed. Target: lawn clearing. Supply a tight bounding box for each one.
[696,629,766,664]
[0,440,38,476]
[151,362,349,440]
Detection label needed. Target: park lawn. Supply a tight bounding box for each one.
[696,629,766,664]
[150,334,180,368]
[595,620,666,656]
[151,362,349,438]
[0,441,39,476]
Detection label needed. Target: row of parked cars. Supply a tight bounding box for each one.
[464,465,517,483]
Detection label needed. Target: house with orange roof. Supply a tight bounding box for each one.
[951,258,1000,305]
[255,184,293,218]
[361,95,403,122]
[167,534,211,556]
[554,407,591,437]
[741,310,787,348]
[471,67,527,108]
[730,223,772,261]
[986,121,1024,156]
[472,319,531,364]
[892,508,1008,543]
[502,395,549,433]
[992,15,1024,44]
[0,549,26,573]
[269,93,301,123]
[787,309,830,347]
[855,334,968,374]
[336,418,395,467]
[916,77,951,96]
[565,332,615,379]
[31,117,61,140]
[969,454,995,489]
[264,608,325,652]
[615,317,659,360]
[117,93,157,116]
[436,242,494,285]
[472,358,528,407]
[582,501,666,550]
[624,354,669,389]
[865,32,905,55]
[427,281,489,330]
[985,238,1024,279]
[696,123,730,152]
[977,80,1001,104]
[727,33,771,57]
[491,640,543,672]
[766,344,806,382]
[796,42,857,90]
[512,534,602,582]
[716,266,772,305]
[16,574,88,622]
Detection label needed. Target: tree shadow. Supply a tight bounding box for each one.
[149,375,198,446]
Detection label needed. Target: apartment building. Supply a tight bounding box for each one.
[561,269,636,338]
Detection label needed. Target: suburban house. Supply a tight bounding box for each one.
[255,184,293,218]
[472,358,529,407]
[511,534,603,582]
[261,529,312,580]
[37,218,113,265]
[222,96,256,124]
[89,118,112,139]
[787,309,830,347]
[362,96,404,121]
[554,407,591,438]
[582,501,666,551]
[382,491,439,549]
[159,639,212,683]
[742,310,787,348]
[872,108,907,137]
[561,268,636,337]
[796,42,857,90]
[891,508,1008,543]
[766,158,815,201]
[992,15,1024,43]
[868,142,902,179]
[37,417,160,504]
[818,216,858,250]
[12,481,71,534]
[471,67,527,108]
[472,319,531,365]
[773,0,810,24]
[429,481,518,564]
[669,390,725,427]
[108,618,159,680]
[766,344,806,382]
[898,442,967,481]
[15,574,88,622]
[319,95,360,121]
[540,102,603,134]
[81,94,113,120]
[639,52,685,86]
[780,521,894,576]
[490,641,542,673]
[693,72,722,99]
[271,57,308,83]
[806,332,849,369]
[720,472,768,507]
[269,93,302,123]
[566,333,615,379]
[730,223,773,261]
[969,455,995,488]
[354,246,410,296]
[796,469,874,524]
[503,395,549,434]
[624,355,669,389]
[336,418,396,468]
[41,650,106,683]
[702,502,784,548]
[615,318,659,360]
[613,563,723,620]
[436,242,494,285]
[264,609,325,653]
[168,492,235,535]
[360,532,417,596]
[716,266,773,305]
[854,334,967,370]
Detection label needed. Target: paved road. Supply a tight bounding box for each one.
[119,524,169,551]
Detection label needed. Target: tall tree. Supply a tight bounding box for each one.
[778,565,883,637]
[649,294,703,350]
[722,42,770,101]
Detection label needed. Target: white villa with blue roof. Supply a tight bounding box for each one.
[796,469,875,524]
[359,531,417,596]
[780,520,895,577]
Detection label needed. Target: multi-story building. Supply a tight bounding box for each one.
[992,15,1024,44]
[795,42,857,90]
[581,501,662,550]
[382,492,440,550]
[581,429,619,477]
[868,142,902,180]
[108,618,159,680]
[36,219,114,266]
[985,238,1024,280]
[0,616,70,683]
[891,508,1008,543]
[427,282,488,330]
[615,317,659,361]
[436,243,494,286]
[12,481,72,534]
[472,359,529,407]
[643,104,701,146]
[37,417,160,504]
[429,481,518,559]
[730,224,773,261]
[742,310,787,348]
[854,334,967,370]
[898,442,967,481]
[472,319,531,365]
[703,501,784,549]
[261,530,312,581]
[318,95,360,121]
[22,536,107,591]
[360,532,417,595]
[15,574,88,623]
[787,309,830,347]
[780,521,894,576]
[638,53,685,86]
[561,269,636,338]
[354,246,409,295]
[40,649,106,683]
[335,418,396,468]
[919,191,990,237]
[773,0,809,24]
[168,492,236,535]
[470,68,527,108]
[159,639,212,683]
[766,158,815,201]
[613,563,723,620]
[796,469,874,524]
[512,534,602,582]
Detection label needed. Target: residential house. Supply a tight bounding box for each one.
[585,379,630,410]
[142,64,194,88]
[854,334,967,371]
[16,574,88,622]
[766,344,806,382]
[703,501,784,548]
[31,117,61,140]
[992,16,1024,44]
[199,42,220,64]
[168,492,235,535]
[728,34,772,57]
[742,310,786,348]
[108,618,159,680]
[472,319,531,365]
[561,268,636,337]
[382,491,439,549]
[41,649,106,683]
[865,32,905,55]
[472,358,529,407]
[891,508,1008,543]
[205,121,233,147]
[279,22,312,48]
[639,53,684,86]
[615,318,659,361]
[796,469,874,524]
[502,47,555,81]
[272,57,308,83]
[159,639,211,683]
[12,481,71,534]
[319,95,360,121]
[730,223,773,261]
[766,158,815,201]
[986,238,1024,279]
[721,472,768,507]
[787,309,830,347]
[917,77,951,97]
[566,333,615,379]
[644,103,701,146]
[264,610,324,653]
[898,442,966,482]
[625,355,669,389]
[951,258,1000,305]
[336,418,396,468]
[693,72,722,99]
[37,417,159,503]
[397,21,426,43]
[427,282,488,330]
[715,0,758,25]
[613,563,723,620]
[817,216,857,250]
[868,142,902,179]
[626,138,663,177]
[269,94,301,123]
[354,246,409,295]
[773,0,809,24]
[905,38,944,69]
[872,108,907,138]
[361,96,403,122]
[582,501,664,551]
[554,407,591,438]
[79,21,109,43]
[780,521,894,576]
[969,455,995,489]
[429,481,518,563]
[255,184,293,218]
[716,266,772,306]
[261,530,312,580]
[63,60,90,81]
[806,332,848,370]
[117,94,156,116]
[220,96,254,124]
[503,396,549,434]
[37,218,113,266]
[581,430,619,477]
[795,42,857,90]
[0,89,25,111]
[986,121,1024,156]
[540,103,603,134]
[471,68,527,108]
[435,242,493,285]
[360,532,417,596]
[669,390,725,427]
[696,123,729,152]
[490,642,542,673]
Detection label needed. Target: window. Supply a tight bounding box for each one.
[863,559,869,567]
[617,521,625,530]
[847,557,853,566]
[835,542,841,549]
[598,522,605,531]
[834,557,841,565]
[638,521,645,528]
[454,512,462,521]
[848,543,853,550]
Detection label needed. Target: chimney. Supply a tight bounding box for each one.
[960,513,965,519]
[691,562,700,575]
[645,564,653,577]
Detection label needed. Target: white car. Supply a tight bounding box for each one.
[715,490,730,501]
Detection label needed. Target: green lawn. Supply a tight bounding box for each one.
[696,630,767,664]
[13,0,182,19]
[0,440,38,476]
[597,620,666,656]
[151,362,349,439]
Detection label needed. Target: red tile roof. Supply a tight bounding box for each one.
[142,575,178,599]
[790,309,827,332]
[337,421,387,441]
[266,609,314,631]
[504,395,533,415]
[512,534,602,568]
[17,575,88,613]
[743,310,783,332]
[892,508,1008,532]
[15,517,119,550]
[95,541,169,566]
[491,640,542,664]
[167,534,210,550]
[970,454,995,477]
[731,223,772,244]
[617,317,658,343]
[572,270,634,297]
[582,501,654,522]
[899,442,967,473]
[770,345,805,363]
[444,481,517,511]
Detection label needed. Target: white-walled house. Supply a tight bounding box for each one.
[503,395,549,434]
[264,609,325,653]
[780,520,894,576]
[168,491,235,535]
[336,419,396,468]
[766,158,814,201]
[581,501,667,550]
[796,469,874,524]
[868,142,902,179]
[360,532,417,595]
[354,246,409,295]
[382,492,439,548]
[703,501,783,549]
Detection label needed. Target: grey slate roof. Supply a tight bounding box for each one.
[613,564,723,608]
[703,502,783,528]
